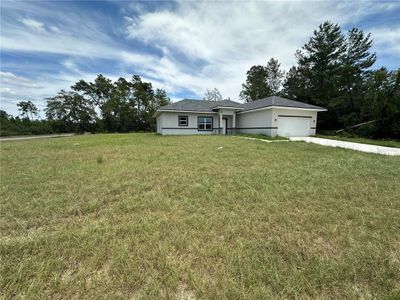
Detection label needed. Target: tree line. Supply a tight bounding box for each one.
[0,75,170,136]
[240,21,400,139]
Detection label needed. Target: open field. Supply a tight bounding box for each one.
[316,134,400,148]
[1,133,400,299]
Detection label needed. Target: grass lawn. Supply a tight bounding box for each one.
[316,134,400,148]
[1,133,400,299]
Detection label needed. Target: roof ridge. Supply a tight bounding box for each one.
[182,98,242,104]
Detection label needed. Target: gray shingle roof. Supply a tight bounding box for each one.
[241,96,324,111]
[157,96,325,113]
[158,99,243,112]
[210,99,244,108]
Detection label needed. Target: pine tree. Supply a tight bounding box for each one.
[240,65,269,102]
[240,58,284,102]
[288,22,346,129]
[282,66,310,100]
[364,68,400,138]
[265,58,285,95]
[339,28,376,125]
[297,22,346,106]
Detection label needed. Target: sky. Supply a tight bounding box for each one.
[1,0,400,117]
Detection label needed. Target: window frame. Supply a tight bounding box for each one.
[178,115,189,127]
[197,116,213,131]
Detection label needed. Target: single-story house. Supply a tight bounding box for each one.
[154,96,326,137]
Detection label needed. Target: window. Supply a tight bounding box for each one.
[178,116,188,126]
[198,116,213,131]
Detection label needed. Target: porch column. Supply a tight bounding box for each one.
[219,111,223,135]
[232,113,236,134]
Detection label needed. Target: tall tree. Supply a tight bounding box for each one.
[203,88,223,101]
[288,21,346,129]
[146,89,170,130]
[131,75,154,131]
[339,28,376,125]
[240,58,284,102]
[100,77,137,132]
[285,22,377,129]
[297,21,346,105]
[282,66,310,100]
[364,68,400,138]
[17,100,39,120]
[45,90,96,133]
[71,74,170,132]
[0,110,9,121]
[153,89,170,107]
[240,65,269,102]
[265,58,284,96]
[72,74,114,112]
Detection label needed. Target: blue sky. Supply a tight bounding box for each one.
[1,0,399,116]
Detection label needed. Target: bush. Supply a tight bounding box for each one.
[0,116,61,136]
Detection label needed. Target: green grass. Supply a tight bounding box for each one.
[234,133,288,141]
[316,134,400,148]
[1,133,400,299]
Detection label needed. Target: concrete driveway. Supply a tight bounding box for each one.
[290,137,400,156]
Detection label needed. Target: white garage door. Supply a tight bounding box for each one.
[278,117,310,137]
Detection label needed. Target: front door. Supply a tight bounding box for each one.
[222,118,228,135]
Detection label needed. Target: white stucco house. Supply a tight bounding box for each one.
[154,96,327,137]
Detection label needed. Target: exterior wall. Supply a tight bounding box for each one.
[236,108,318,136]
[158,112,219,135]
[156,115,162,134]
[236,109,274,136]
[157,108,319,136]
[272,108,318,136]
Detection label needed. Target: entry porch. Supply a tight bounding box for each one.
[217,109,237,135]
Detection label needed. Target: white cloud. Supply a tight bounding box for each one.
[50,25,60,33]
[0,71,45,114]
[123,1,400,100]
[370,27,400,55]
[61,59,81,74]
[2,17,156,70]
[0,87,16,95]
[0,71,42,88]
[19,18,46,32]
